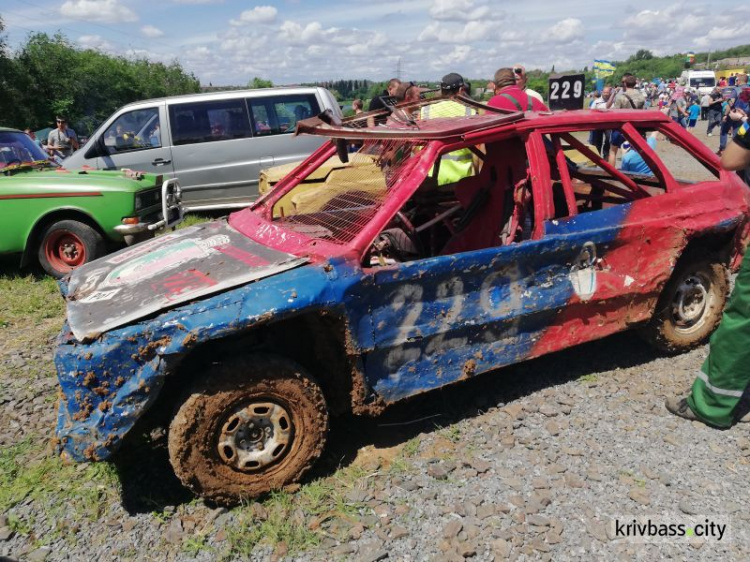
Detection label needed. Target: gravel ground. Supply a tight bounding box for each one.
[1,120,749,561]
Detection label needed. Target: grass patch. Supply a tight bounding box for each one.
[175,212,212,231]
[578,373,599,383]
[217,464,370,558]
[0,439,121,542]
[225,491,320,558]
[402,436,421,458]
[183,533,212,556]
[0,274,64,329]
[439,424,462,443]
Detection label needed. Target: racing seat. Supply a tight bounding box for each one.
[440,140,526,254]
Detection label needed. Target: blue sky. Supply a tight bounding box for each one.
[2,1,748,86]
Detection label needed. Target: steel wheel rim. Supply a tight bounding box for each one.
[217,401,293,472]
[45,230,86,270]
[671,273,710,333]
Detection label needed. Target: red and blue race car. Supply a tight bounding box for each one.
[54,95,750,504]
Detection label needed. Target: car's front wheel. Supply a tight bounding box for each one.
[37,219,106,278]
[639,257,728,353]
[168,354,329,505]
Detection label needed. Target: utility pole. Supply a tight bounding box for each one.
[396,57,402,81]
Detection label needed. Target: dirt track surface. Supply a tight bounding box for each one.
[1,121,749,561]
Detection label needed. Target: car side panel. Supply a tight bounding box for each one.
[532,181,749,357]
[351,204,632,404]
[0,188,132,254]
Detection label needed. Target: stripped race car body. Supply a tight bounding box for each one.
[54,98,750,502]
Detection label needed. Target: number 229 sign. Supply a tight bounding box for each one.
[547,74,585,111]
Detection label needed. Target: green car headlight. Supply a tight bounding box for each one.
[134,188,161,211]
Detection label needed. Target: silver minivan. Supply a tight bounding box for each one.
[64,87,342,210]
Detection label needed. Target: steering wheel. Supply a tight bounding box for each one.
[394,211,426,257]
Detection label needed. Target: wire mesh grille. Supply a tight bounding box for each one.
[273,139,425,244]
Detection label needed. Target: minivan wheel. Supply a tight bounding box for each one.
[38,219,106,278]
[168,354,329,505]
[639,258,728,353]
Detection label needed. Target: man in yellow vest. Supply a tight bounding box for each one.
[421,73,477,185]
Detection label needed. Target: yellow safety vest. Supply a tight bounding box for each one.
[421,101,477,185]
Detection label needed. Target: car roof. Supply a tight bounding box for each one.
[0,127,23,133]
[117,86,330,109]
[296,96,672,142]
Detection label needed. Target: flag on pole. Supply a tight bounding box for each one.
[594,60,616,78]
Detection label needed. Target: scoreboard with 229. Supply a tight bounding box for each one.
[547,73,585,111]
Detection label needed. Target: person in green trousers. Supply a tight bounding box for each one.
[666,112,750,428]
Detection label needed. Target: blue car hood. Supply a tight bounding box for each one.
[63,219,308,340]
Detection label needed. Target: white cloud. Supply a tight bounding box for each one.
[219,33,267,52]
[622,9,669,40]
[230,6,278,26]
[544,18,584,43]
[77,34,116,51]
[694,26,745,48]
[675,13,704,35]
[124,48,171,64]
[278,21,324,45]
[141,25,164,38]
[172,0,223,4]
[418,20,493,43]
[306,45,327,57]
[433,45,473,70]
[498,30,527,43]
[60,0,137,23]
[429,0,492,22]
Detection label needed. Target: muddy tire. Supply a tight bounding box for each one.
[37,219,106,278]
[167,354,328,505]
[639,257,728,353]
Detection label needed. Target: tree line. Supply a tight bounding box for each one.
[0,17,200,135]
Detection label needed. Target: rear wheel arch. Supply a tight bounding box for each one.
[639,244,729,353]
[680,230,737,268]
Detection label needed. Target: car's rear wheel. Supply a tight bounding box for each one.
[167,354,329,505]
[38,219,106,278]
[639,257,728,353]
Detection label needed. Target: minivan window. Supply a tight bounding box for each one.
[169,99,252,146]
[248,94,320,136]
[104,108,161,154]
[690,77,715,88]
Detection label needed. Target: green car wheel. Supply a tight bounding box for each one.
[38,220,106,278]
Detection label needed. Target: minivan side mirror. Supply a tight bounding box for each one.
[85,137,106,159]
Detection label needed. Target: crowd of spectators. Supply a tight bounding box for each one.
[355,66,750,163]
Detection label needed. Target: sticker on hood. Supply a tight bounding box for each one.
[65,220,308,340]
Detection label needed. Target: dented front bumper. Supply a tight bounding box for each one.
[54,277,251,461]
[55,319,178,461]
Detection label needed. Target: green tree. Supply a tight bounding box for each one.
[248,77,274,89]
[13,33,80,130]
[629,49,654,62]
[7,31,199,132]
[0,16,19,124]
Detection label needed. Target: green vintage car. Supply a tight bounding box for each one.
[0,127,183,277]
